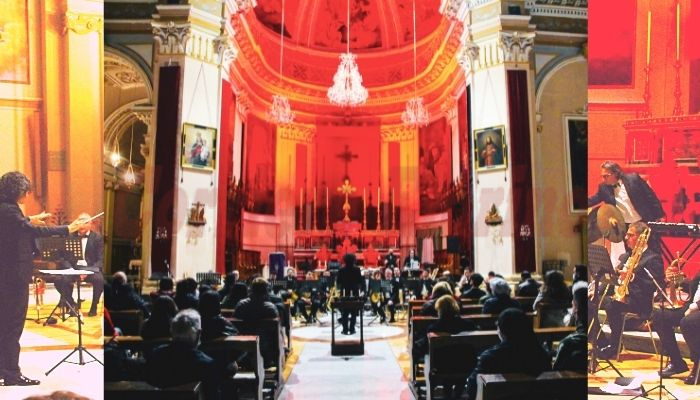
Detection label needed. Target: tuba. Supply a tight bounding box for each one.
[613,227,651,303]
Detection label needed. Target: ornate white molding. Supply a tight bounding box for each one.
[64,11,103,35]
[279,124,316,144]
[458,39,480,75]
[441,98,458,122]
[152,21,191,55]
[133,106,154,158]
[226,0,257,15]
[524,0,588,19]
[236,90,251,121]
[380,126,416,142]
[499,31,535,64]
[215,35,238,69]
[439,0,469,22]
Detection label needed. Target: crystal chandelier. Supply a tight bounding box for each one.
[267,0,294,124]
[327,0,368,107]
[124,122,136,187]
[402,0,429,127]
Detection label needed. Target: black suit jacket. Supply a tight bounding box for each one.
[403,255,420,268]
[0,202,69,284]
[588,172,664,222]
[620,249,664,317]
[74,231,103,272]
[337,265,362,297]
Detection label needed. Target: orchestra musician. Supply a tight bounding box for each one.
[368,270,387,324]
[651,271,700,382]
[0,171,83,386]
[384,268,401,323]
[598,221,664,360]
[53,212,105,317]
[384,248,399,270]
[403,248,420,270]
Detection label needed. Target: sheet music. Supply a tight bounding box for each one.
[38,269,94,276]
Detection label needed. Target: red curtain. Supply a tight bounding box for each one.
[216,80,235,274]
[151,66,181,275]
[507,70,535,272]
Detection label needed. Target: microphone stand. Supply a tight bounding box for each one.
[631,268,679,400]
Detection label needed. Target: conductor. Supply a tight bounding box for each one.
[336,253,362,335]
[0,171,83,386]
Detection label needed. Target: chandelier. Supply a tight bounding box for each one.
[402,0,429,127]
[267,0,294,124]
[124,122,136,187]
[327,0,368,107]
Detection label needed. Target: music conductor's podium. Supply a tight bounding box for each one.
[330,299,364,356]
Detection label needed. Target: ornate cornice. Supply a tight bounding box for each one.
[499,31,535,64]
[235,90,251,121]
[380,126,416,142]
[152,21,191,55]
[215,35,238,69]
[458,39,480,75]
[440,0,469,22]
[64,11,103,35]
[278,124,316,144]
[441,97,458,122]
[132,106,154,158]
[226,0,257,15]
[525,0,588,19]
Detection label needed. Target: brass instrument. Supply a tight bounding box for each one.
[666,251,687,308]
[613,227,651,303]
[370,291,382,304]
[429,267,439,281]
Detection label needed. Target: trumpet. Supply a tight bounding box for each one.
[666,252,687,308]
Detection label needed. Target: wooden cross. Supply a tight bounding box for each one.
[336,145,358,180]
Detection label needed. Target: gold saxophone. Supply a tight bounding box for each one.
[613,227,651,303]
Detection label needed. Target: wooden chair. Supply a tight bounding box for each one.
[424,333,478,400]
[201,336,265,400]
[109,309,144,336]
[105,381,202,400]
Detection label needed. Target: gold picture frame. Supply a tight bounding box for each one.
[474,125,507,172]
[181,123,217,172]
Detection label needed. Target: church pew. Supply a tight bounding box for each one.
[408,298,480,322]
[411,327,576,400]
[226,317,286,399]
[222,303,293,353]
[106,335,265,400]
[475,371,587,400]
[105,381,202,400]
[408,314,536,384]
[423,333,478,400]
[411,304,485,317]
[109,309,145,336]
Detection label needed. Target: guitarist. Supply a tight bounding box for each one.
[368,270,387,323]
[384,268,401,323]
[598,222,664,360]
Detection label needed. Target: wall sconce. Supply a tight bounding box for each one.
[155,226,168,240]
[188,202,206,226]
[519,224,532,241]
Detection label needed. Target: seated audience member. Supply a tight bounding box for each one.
[418,270,435,299]
[420,281,455,317]
[218,272,236,300]
[482,278,520,315]
[456,268,473,292]
[146,309,234,400]
[199,284,214,296]
[199,291,238,342]
[174,278,199,311]
[533,270,573,327]
[479,272,500,304]
[414,295,477,397]
[572,264,587,285]
[460,273,486,300]
[141,295,178,340]
[221,278,248,309]
[466,308,552,400]
[553,281,587,371]
[150,277,175,301]
[106,271,150,318]
[516,270,541,297]
[233,278,280,367]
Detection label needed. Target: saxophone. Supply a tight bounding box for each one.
[613,227,651,303]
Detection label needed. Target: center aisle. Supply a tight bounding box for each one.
[280,340,415,399]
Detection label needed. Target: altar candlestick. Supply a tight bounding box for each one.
[646,11,651,65]
[391,187,395,230]
[363,188,367,229]
[326,186,329,229]
[377,186,381,230]
[313,187,317,230]
[300,188,304,230]
[676,2,680,61]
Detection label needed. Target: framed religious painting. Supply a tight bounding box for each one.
[181,123,217,172]
[473,125,507,172]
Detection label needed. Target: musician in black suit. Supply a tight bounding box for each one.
[336,253,362,334]
[598,221,665,360]
[588,161,665,223]
[384,268,401,323]
[383,248,399,270]
[54,212,104,317]
[403,248,420,269]
[0,171,82,386]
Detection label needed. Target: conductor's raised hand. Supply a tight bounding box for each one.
[68,216,87,233]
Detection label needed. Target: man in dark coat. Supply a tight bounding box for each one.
[598,222,664,359]
[336,253,362,334]
[233,278,279,367]
[466,308,552,400]
[588,160,665,223]
[0,171,82,386]
[460,273,486,300]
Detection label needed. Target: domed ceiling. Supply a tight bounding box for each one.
[253,0,442,51]
[228,0,465,124]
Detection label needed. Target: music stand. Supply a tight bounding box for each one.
[588,243,623,377]
[34,237,84,324]
[40,269,103,375]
